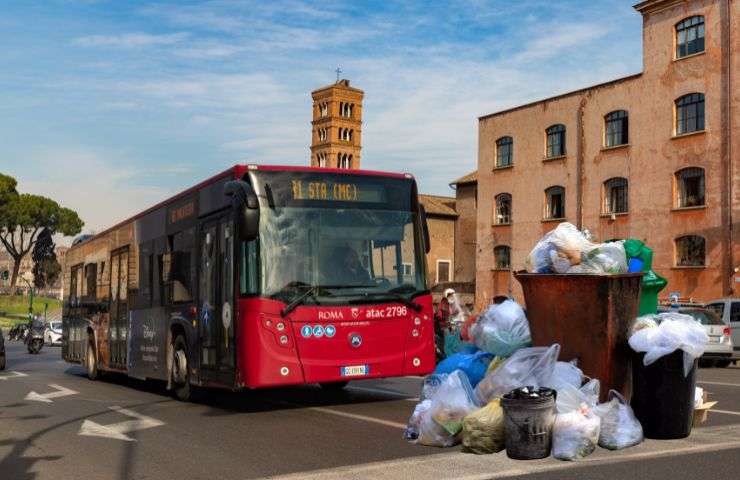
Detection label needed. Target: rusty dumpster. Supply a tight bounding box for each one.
[514,272,643,402]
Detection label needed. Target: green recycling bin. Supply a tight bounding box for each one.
[623,239,667,316]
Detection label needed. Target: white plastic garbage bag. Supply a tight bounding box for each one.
[403,399,432,441]
[628,312,709,376]
[475,344,560,403]
[526,223,592,273]
[552,379,601,460]
[469,300,532,357]
[414,370,480,447]
[577,241,628,274]
[594,390,643,450]
[544,361,583,393]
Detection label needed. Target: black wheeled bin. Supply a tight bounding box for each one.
[631,349,697,439]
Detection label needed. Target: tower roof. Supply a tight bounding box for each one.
[311,79,364,96]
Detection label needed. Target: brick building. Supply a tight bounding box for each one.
[310,79,363,169]
[476,0,739,308]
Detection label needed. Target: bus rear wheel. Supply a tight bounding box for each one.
[319,381,349,391]
[172,335,192,401]
[86,340,99,380]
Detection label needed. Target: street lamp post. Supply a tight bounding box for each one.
[21,277,34,319]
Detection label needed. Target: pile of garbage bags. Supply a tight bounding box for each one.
[525,222,628,274]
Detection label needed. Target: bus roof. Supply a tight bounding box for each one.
[71,164,413,248]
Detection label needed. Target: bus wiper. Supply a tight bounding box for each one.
[280,285,318,317]
[353,291,422,312]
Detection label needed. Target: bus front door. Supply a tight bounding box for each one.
[198,216,235,383]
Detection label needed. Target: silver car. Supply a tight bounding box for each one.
[44,321,62,346]
[705,298,740,357]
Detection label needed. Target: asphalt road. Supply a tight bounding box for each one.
[1,341,739,480]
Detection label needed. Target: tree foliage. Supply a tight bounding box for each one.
[32,228,61,289]
[0,173,84,288]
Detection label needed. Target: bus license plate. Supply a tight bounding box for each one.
[341,365,369,377]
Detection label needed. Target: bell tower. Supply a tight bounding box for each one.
[310,78,363,169]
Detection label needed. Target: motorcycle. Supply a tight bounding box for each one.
[25,319,45,354]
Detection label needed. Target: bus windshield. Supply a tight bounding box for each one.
[258,206,425,302]
[238,171,427,305]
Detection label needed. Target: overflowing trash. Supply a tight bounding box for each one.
[525,222,627,274]
[552,380,601,460]
[406,225,713,461]
[469,300,532,357]
[594,390,643,450]
[628,312,709,376]
[461,399,506,454]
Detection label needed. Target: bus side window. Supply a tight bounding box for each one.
[165,228,195,304]
[138,241,154,309]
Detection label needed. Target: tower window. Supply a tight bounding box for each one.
[676,16,704,58]
[675,93,705,135]
[340,102,354,118]
[545,124,566,158]
[495,193,511,224]
[317,152,327,168]
[338,153,352,169]
[544,186,565,219]
[604,110,628,147]
[318,128,327,142]
[319,102,328,118]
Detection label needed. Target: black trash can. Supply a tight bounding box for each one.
[631,350,697,439]
[501,387,556,460]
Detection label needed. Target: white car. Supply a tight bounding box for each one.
[705,298,740,358]
[45,321,62,346]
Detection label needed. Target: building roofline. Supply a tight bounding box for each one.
[633,0,685,14]
[478,72,643,121]
[311,79,364,95]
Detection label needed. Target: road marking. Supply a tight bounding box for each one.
[710,408,740,417]
[78,406,165,442]
[25,384,78,403]
[307,406,407,430]
[346,385,420,401]
[697,380,740,388]
[0,371,28,381]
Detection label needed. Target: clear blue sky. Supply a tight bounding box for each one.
[0,0,643,234]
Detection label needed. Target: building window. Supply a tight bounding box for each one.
[339,102,354,118]
[401,262,413,276]
[495,136,513,167]
[84,263,97,299]
[545,124,566,158]
[604,110,628,147]
[494,246,511,270]
[675,235,705,267]
[338,128,352,142]
[318,128,327,142]
[675,167,705,208]
[544,186,565,219]
[676,16,705,58]
[319,102,328,117]
[436,260,451,283]
[675,93,705,135]
[495,193,512,224]
[338,153,352,169]
[603,177,628,214]
[316,152,327,167]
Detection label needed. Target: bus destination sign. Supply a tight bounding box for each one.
[290,179,384,203]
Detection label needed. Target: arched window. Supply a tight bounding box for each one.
[317,152,327,167]
[495,193,512,224]
[349,129,353,141]
[544,186,565,219]
[319,102,328,117]
[545,124,566,158]
[603,177,628,214]
[604,110,628,147]
[494,246,511,270]
[495,136,513,167]
[318,128,327,142]
[338,153,351,169]
[675,235,705,266]
[676,16,705,58]
[675,93,705,134]
[675,167,705,207]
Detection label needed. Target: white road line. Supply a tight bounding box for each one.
[25,384,78,403]
[697,380,740,388]
[78,406,165,442]
[0,371,28,380]
[307,406,407,430]
[710,409,740,417]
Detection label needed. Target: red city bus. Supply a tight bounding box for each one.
[62,165,435,400]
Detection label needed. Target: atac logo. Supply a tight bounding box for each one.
[318,310,344,321]
[351,308,361,319]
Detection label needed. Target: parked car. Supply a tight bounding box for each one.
[44,320,62,346]
[1,328,6,370]
[658,306,734,367]
[704,298,740,355]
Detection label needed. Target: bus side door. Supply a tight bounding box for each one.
[109,247,129,368]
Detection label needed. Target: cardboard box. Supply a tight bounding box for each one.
[693,389,717,425]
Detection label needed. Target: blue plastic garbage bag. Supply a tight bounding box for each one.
[433,351,494,388]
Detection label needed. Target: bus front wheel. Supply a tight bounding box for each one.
[86,340,99,380]
[172,335,192,401]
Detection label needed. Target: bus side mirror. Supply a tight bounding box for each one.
[419,204,431,254]
[225,180,259,241]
